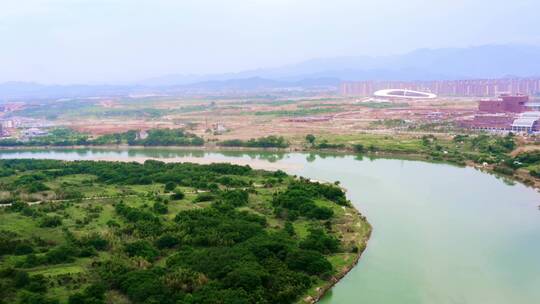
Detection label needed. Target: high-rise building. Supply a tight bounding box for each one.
[339,78,540,97]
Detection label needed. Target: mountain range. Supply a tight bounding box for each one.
[2,44,540,100]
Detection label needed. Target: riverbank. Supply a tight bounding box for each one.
[304,209,372,304]
[3,142,538,189]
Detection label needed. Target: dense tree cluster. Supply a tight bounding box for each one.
[0,159,254,191]
[0,159,356,304]
[272,179,349,220]
[0,268,59,304]
[130,129,205,146]
[0,128,89,147]
[0,128,204,147]
[218,136,289,148]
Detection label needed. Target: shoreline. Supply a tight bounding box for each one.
[1,144,538,189]
[307,210,372,304]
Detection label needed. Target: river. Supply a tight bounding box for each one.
[1,147,539,304]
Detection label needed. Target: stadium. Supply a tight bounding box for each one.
[373,89,437,100]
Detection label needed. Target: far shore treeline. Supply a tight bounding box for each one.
[0,128,290,149]
[0,128,205,147]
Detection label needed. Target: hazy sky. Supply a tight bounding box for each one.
[2,0,540,84]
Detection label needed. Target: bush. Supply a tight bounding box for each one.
[218,136,289,148]
[81,233,109,251]
[193,193,215,203]
[45,245,77,264]
[286,249,333,276]
[153,202,168,214]
[220,189,249,207]
[300,228,340,254]
[164,182,176,192]
[171,190,185,200]
[353,143,365,153]
[155,234,180,249]
[39,216,62,228]
[124,241,159,261]
[14,243,34,255]
[68,283,106,304]
[17,291,59,304]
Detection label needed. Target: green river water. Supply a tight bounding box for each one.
[1,148,539,304]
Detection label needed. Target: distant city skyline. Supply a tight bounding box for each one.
[340,79,540,97]
[2,0,540,84]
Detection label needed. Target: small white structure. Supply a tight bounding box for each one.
[212,123,227,134]
[137,130,148,140]
[525,102,540,111]
[374,89,437,100]
[23,128,48,137]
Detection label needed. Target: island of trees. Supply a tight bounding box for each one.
[0,159,370,304]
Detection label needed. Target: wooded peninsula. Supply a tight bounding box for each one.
[0,159,370,304]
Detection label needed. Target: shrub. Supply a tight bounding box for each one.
[164,182,176,192]
[39,216,62,228]
[286,249,333,276]
[153,202,168,214]
[171,190,185,200]
[124,241,159,261]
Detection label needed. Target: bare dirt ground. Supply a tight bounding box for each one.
[51,94,480,140]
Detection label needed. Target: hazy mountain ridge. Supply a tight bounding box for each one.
[2,44,540,100]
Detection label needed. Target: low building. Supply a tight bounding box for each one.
[459,114,514,131]
[511,112,540,133]
[524,101,540,111]
[23,128,48,137]
[478,94,529,113]
[212,123,227,134]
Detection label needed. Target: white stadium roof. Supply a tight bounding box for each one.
[512,112,540,128]
[512,118,537,128]
[373,89,437,100]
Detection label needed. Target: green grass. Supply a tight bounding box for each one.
[317,133,429,153]
[30,264,85,276]
[327,253,356,272]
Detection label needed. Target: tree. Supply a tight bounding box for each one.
[171,189,185,200]
[39,216,62,228]
[68,283,106,304]
[153,202,168,214]
[155,234,180,249]
[286,249,333,276]
[353,143,365,153]
[284,221,295,236]
[305,134,316,145]
[300,228,340,254]
[124,241,159,261]
[164,181,176,192]
[17,291,59,304]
